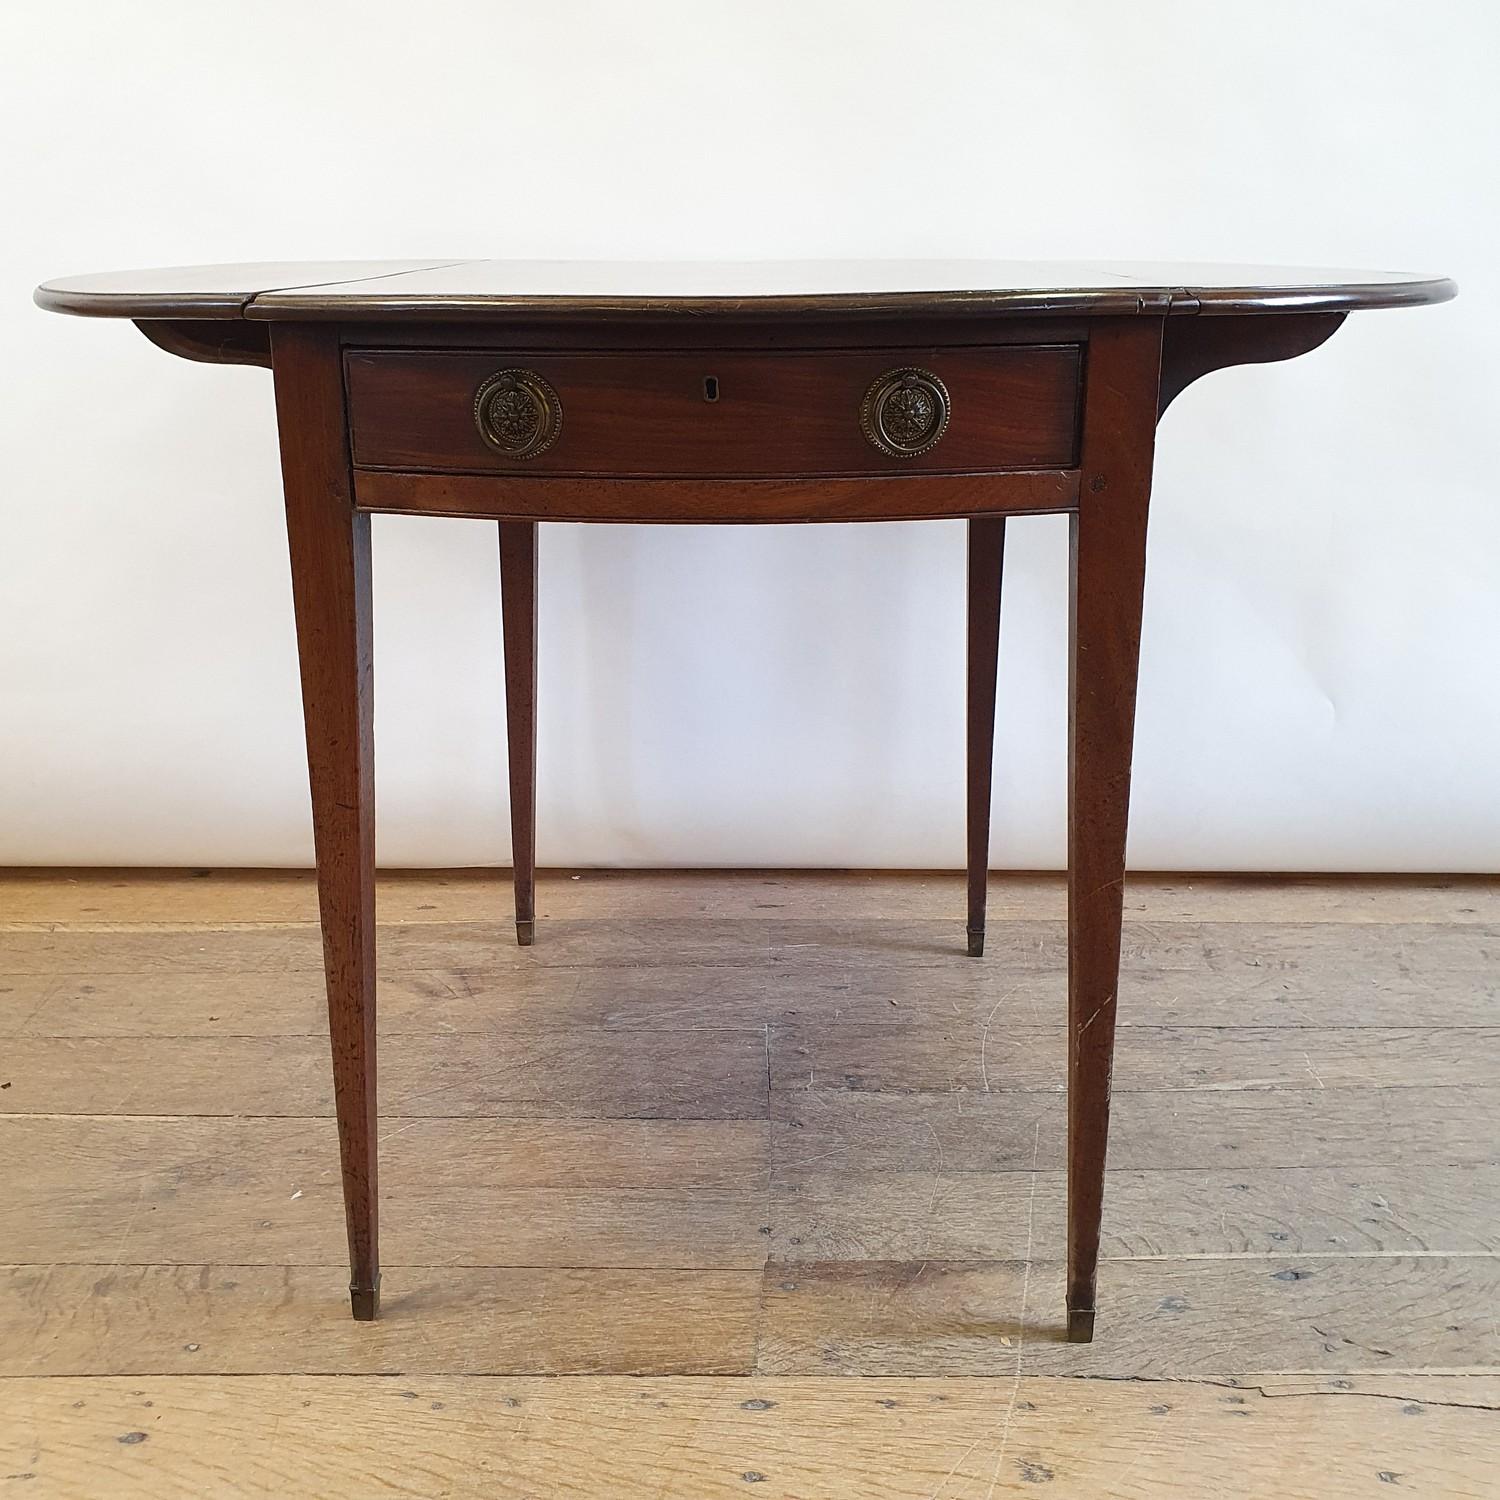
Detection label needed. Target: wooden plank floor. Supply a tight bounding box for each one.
[1,869,1497,1497]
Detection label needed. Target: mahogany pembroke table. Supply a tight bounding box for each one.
[35,259,1455,1340]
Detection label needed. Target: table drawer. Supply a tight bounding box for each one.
[345,346,1081,478]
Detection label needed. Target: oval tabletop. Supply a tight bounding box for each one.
[35,260,1456,323]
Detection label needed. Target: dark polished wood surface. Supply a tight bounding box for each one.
[35,258,1453,1342]
[498,521,538,949]
[35,261,461,319]
[351,469,1081,525]
[965,518,1006,958]
[346,345,1081,477]
[270,324,381,1321]
[38,259,1456,322]
[1064,319,1164,1342]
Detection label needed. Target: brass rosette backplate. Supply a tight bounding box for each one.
[860,367,951,457]
[474,369,563,459]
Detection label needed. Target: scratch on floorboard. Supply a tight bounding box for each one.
[983,1119,1043,1498]
[978,987,1017,1094]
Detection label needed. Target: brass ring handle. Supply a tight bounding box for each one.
[474,369,563,458]
[860,367,951,457]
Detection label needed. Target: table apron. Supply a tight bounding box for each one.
[349,469,1081,523]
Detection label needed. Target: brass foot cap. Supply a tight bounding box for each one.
[350,1279,381,1321]
[966,927,985,958]
[1066,1305,1095,1343]
[516,918,535,947]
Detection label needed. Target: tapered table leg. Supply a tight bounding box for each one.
[966,517,1006,957]
[499,521,538,946]
[1065,319,1163,1342]
[272,324,380,1321]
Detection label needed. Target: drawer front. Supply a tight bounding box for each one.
[345,346,1080,478]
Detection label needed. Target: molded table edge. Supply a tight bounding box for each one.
[32,261,479,320]
[35,270,1457,324]
[241,280,1457,322]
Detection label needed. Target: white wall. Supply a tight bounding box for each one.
[2,0,1496,871]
